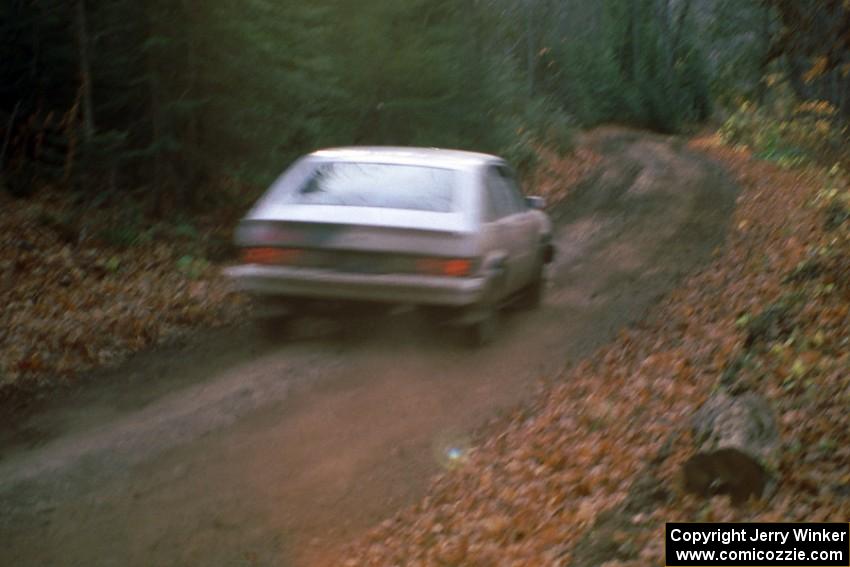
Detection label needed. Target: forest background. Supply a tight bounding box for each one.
[2,0,848,214]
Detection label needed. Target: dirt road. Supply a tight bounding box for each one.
[0,130,737,567]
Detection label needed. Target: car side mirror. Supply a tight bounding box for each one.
[525,196,546,210]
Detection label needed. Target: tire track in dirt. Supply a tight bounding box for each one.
[0,129,737,567]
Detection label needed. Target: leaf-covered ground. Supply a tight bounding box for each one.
[0,190,246,405]
[530,145,603,204]
[329,135,850,566]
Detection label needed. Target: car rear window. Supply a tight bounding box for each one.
[277,161,457,212]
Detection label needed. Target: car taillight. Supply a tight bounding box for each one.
[242,247,303,265]
[443,259,473,277]
[416,258,473,277]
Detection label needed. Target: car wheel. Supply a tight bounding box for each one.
[518,263,545,309]
[464,305,498,348]
[254,315,290,341]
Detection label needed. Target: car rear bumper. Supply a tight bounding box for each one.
[224,265,489,306]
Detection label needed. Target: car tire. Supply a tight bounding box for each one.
[464,305,498,348]
[518,263,545,309]
[255,316,290,342]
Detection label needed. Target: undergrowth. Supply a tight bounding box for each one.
[719,84,849,172]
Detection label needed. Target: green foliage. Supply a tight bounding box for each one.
[703,0,772,107]
[99,225,142,249]
[5,0,812,209]
[176,255,210,279]
[549,40,634,127]
[193,2,338,181]
[171,0,576,181]
[173,222,198,240]
[521,98,577,154]
[490,96,576,175]
[500,130,540,177]
[720,91,849,168]
[532,0,713,133]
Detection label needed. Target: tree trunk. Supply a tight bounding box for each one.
[786,55,817,102]
[0,101,22,174]
[658,0,673,75]
[180,0,199,206]
[630,0,639,81]
[754,5,772,105]
[557,0,569,43]
[670,0,692,59]
[525,0,535,97]
[143,5,165,216]
[681,392,781,505]
[74,0,95,143]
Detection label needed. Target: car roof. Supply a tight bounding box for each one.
[309,146,503,169]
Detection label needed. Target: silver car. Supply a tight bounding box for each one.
[226,147,554,345]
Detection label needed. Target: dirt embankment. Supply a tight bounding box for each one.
[0,129,738,567]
